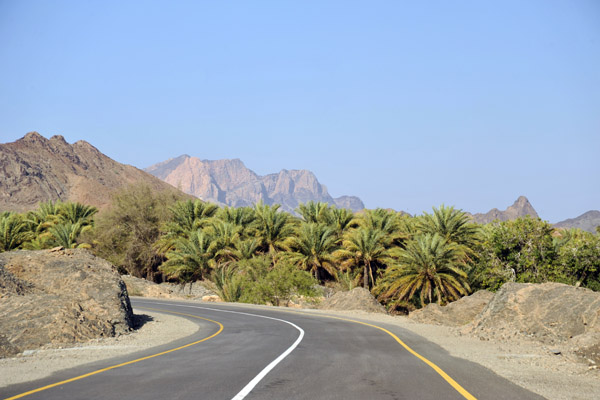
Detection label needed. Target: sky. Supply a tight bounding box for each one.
[0,0,598,222]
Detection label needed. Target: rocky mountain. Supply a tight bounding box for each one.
[469,196,539,224]
[0,132,186,212]
[145,155,365,213]
[554,210,600,233]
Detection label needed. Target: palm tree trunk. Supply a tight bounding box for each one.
[363,264,369,289]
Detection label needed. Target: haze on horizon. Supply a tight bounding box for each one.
[0,0,598,223]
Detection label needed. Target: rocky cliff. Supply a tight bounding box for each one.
[0,132,186,212]
[469,196,539,224]
[146,155,365,213]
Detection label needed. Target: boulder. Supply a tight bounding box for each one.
[0,249,133,358]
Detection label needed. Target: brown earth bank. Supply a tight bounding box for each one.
[0,248,134,358]
[318,287,388,314]
[409,282,600,366]
[121,274,220,302]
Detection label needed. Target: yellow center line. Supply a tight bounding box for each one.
[267,308,477,400]
[4,307,224,400]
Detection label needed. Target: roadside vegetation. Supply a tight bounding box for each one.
[2,184,599,312]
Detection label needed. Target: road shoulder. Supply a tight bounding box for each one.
[0,308,199,388]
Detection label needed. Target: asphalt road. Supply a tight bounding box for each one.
[1,299,545,400]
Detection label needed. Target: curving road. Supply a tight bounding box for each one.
[1,298,544,400]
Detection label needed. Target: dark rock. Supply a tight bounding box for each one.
[0,249,134,358]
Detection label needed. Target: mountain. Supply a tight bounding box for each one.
[554,211,600,233]
[145,155,365,213]
[469,196,539,224]
[0,132,186,212]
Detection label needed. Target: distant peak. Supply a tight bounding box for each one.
[514,195,530,204]
[73,140,100,152]
[49,135,68,144]
[21,131,47,142]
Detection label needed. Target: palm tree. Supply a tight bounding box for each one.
[284,222,338,282]
[324,207,357,240]
[58,202,98,226]
[0,213,33,252]
[296,201,331,223]
[26,201,62,236]
[47,221,91,248]
[376,233,470,307]
[207,220,242,263]
[231,238,260,261]
[159,230,214,282]
[253,202,294,254]
[169,199,218,233]
[156,199,219,253]
[359,208,407,247]
[417,205,480,253]
[217,206,256,229]
[211,264,243,302]
[334,226,397,289]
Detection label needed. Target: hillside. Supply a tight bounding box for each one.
[555,210,600,233]
[469,196,539,224]
[0,132,188,212]
[145,154,365,213]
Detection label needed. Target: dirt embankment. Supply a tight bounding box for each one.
[319,287,388,314]
[0,248,134,358]
[409,282,600,366]
[121,275,219,301]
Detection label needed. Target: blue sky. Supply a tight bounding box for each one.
[1,0,598,222]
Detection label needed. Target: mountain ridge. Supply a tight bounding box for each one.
[468,196,539,224]
[554,210,600,233]
[0,132,187,212]
[145,155,365,213]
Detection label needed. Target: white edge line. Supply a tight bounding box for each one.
[135,301,304,400]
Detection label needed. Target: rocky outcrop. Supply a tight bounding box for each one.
[145,155,365,213]
[0,132,187,212]
[319,287,388,314]
[555,210,600,233]
[469,196,539,224]
[408,290,494,326]
[0,248,134,358]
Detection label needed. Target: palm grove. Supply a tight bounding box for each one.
[2,184,599,312]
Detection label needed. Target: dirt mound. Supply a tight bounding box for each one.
[408,290,494,326]
[319,287,387,314]
[0,249,133,358]
[470,283,600,342]
[122,275,217,300]
[468,282,600,364]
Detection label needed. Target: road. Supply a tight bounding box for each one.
[1,299,545,400]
